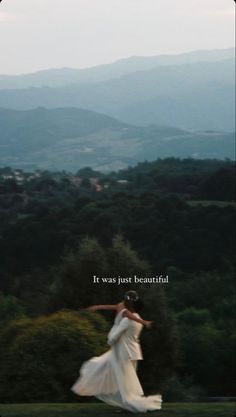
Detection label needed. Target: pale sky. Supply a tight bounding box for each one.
[0,0,235,75]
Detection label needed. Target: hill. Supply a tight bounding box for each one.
[0,57,234,131]
[0,47,234,89]
[0,108,234,172]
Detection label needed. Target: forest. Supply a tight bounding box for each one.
[0,158,235,403]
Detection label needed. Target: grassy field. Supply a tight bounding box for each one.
[188,200,235,208]
[0,403,235,417]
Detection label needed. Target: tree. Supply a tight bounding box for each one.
[52,237,108,309]
[107,234,150,300]
[0,294,25,326]
[0,310,108,402]
[139,285,178,393]
[177,307,236,395]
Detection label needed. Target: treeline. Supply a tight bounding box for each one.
[106,158,235,201]
[0,158,235,402]
[0,158,235,201]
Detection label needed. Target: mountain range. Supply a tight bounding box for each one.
[0,107,234,172]
[0,48,234,131]
[0,48,234,89]
[0,48,235,172]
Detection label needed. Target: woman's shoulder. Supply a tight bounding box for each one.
[116,302,125,312]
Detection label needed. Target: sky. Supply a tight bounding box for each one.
[0,0,235,75]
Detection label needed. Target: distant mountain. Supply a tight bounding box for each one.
[115,83,234,130]
[0,57,234,130]
[0,108,234,172]
[0,48,234,89]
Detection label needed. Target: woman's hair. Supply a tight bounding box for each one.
[124,290,139,302]
[124,290,143,312]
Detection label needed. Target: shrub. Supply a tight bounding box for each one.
[0,310,108,402]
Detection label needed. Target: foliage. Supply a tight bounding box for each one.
[139,285,178,393]
[52,237,108,309]
[0,310,108,403]
[0,158,235,398]
[162,375,206,402]
[176,307,235,395]
[0,294,25,326]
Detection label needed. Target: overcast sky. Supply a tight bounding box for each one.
[0,0,235,75]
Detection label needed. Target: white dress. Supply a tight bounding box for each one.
[71,309,162,413]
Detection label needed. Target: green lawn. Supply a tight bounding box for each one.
[188,200,235,208]
[0,403,235,417]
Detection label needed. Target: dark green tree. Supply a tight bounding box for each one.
[0,310,108,403]
[52,237,108,309]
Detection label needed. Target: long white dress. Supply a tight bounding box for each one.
[71,309,162,413]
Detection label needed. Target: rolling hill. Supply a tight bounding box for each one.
[0,107,234,172]
[0,48,234,89]
[0,57,234,131]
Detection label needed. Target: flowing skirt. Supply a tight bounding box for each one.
[71,347,162,413]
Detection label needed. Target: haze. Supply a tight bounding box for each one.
[0,0,235,75]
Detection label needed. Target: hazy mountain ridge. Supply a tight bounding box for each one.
[0,108,234,172]
[0,49,234,170]
[0,57,234,131]
[0,47,234,90]
[115,82,234,130]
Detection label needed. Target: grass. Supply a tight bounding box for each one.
[0,403,235,417]
[188,200,235,208]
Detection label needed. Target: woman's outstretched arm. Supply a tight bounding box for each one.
[123,309,153,328]
[86,304,118,312]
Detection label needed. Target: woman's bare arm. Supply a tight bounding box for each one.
[123,309,153,328]
[86,304,119,312]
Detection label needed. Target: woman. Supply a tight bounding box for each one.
[71,291,162,413]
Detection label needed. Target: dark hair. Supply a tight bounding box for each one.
[124,290,139,302]
[124,290,143,312]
